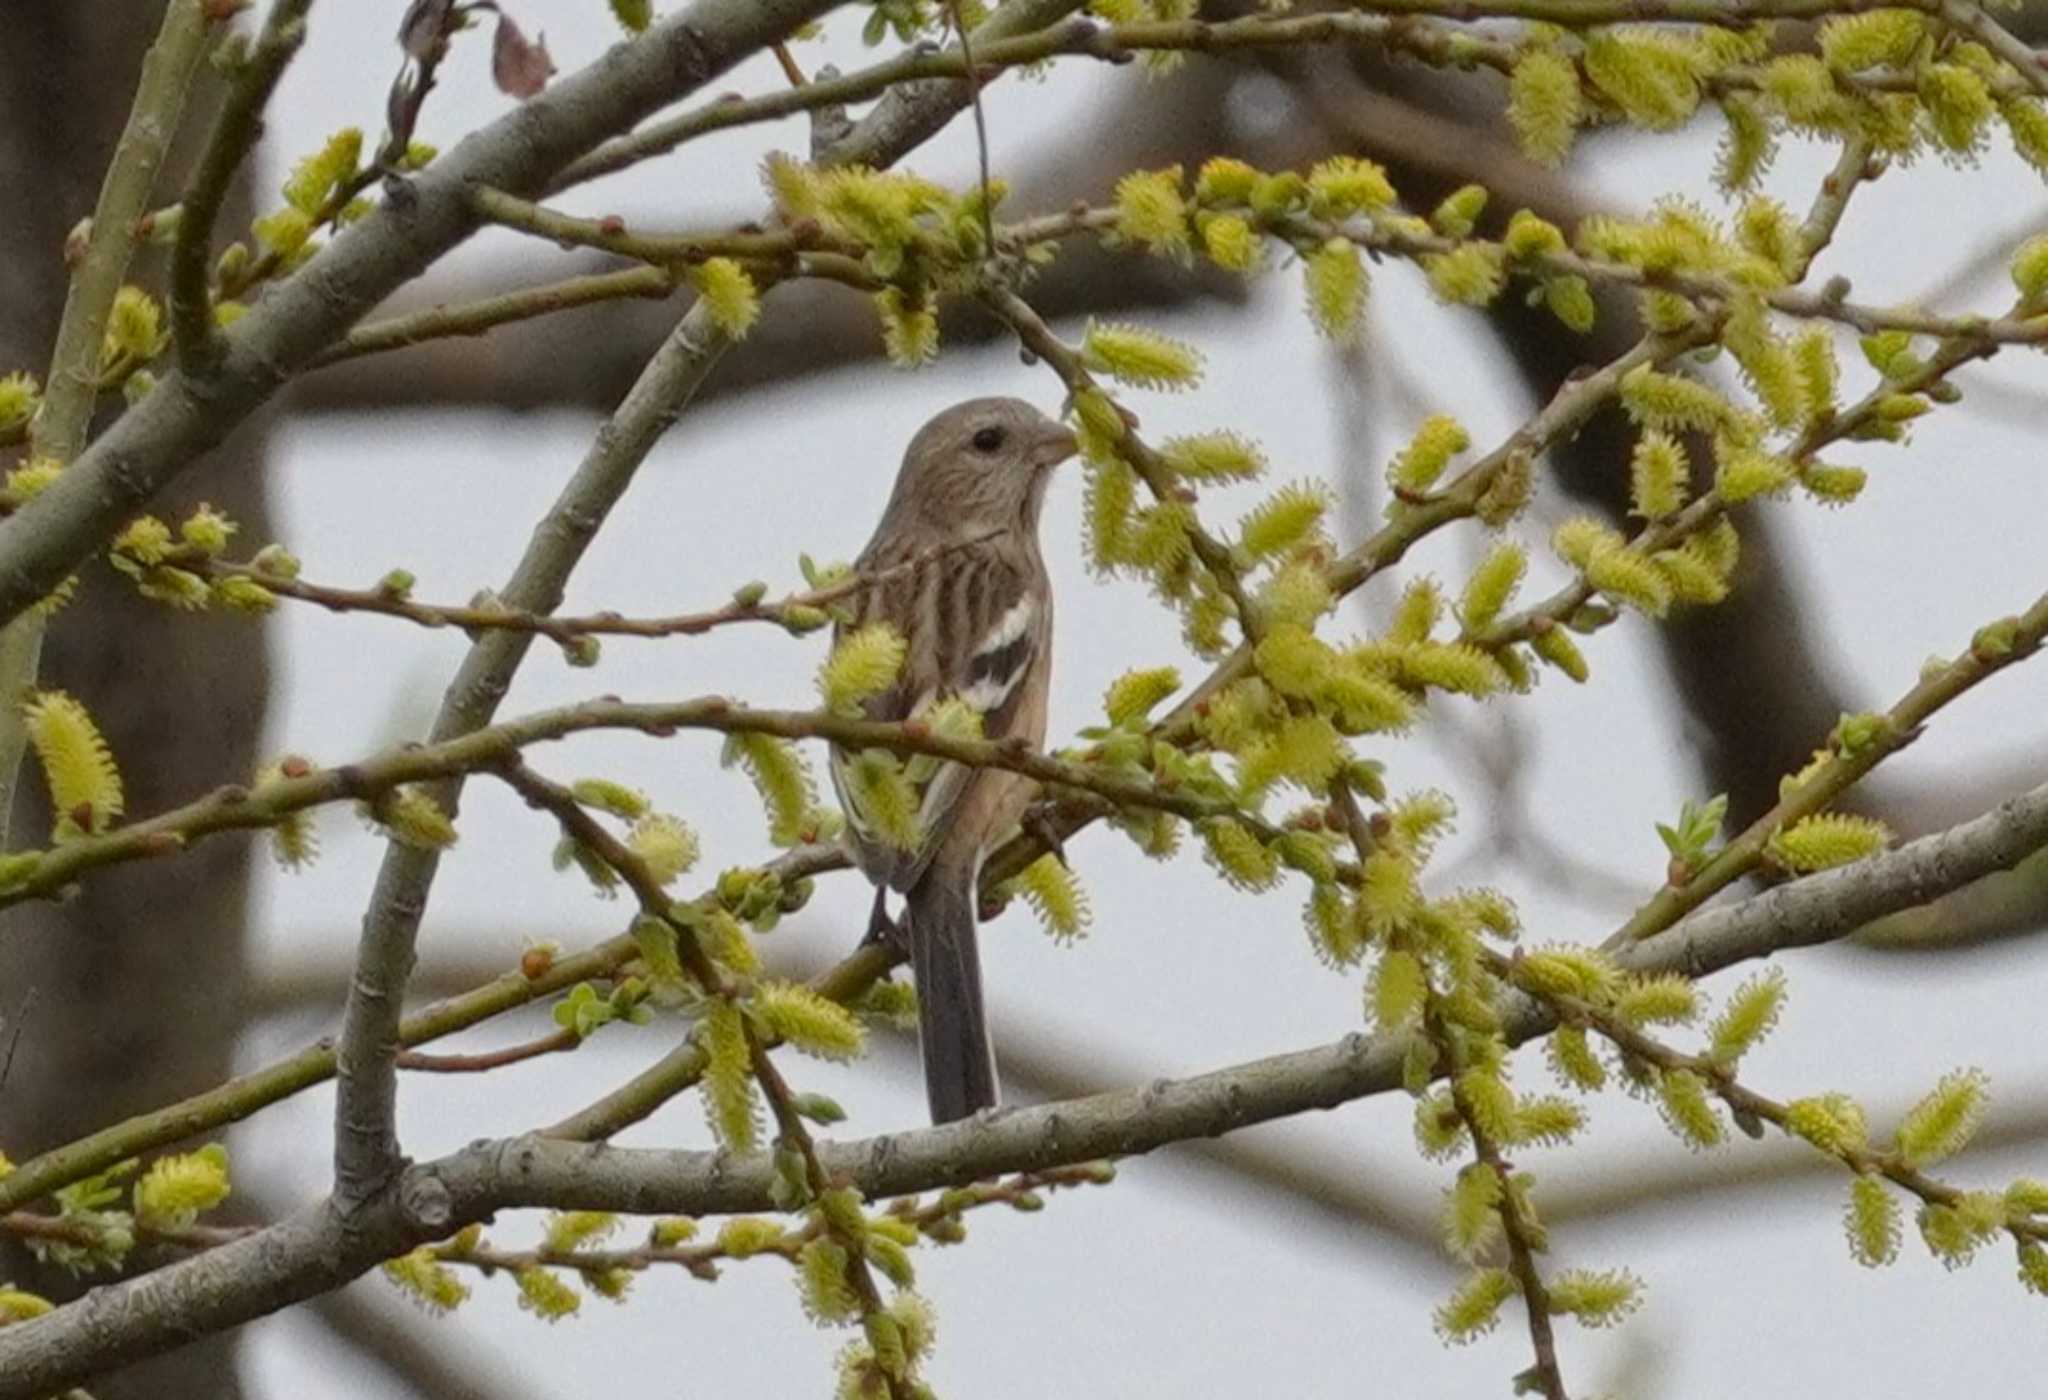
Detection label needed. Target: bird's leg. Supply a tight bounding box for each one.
[1022,808,1068,866]
[861,884,909,954]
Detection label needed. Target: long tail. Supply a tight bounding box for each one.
[905,870,998,1123]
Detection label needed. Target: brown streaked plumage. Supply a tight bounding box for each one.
[829,397,1076,1124]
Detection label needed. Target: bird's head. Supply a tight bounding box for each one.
[887,397,1078,535]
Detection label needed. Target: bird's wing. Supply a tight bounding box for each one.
[830,543,1043,891]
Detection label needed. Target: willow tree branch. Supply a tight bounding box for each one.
[815,0,1091,170]
[393,1028,579,1073]
[1456,1059,1568,1398]
[968,323,1705,896]
[1623,779,2048,974]
[2,0,2015,634]
[1518,961,2048,1247]
[538,941,898,1142]
[7,774,2048,1395]
[1548,1077,2048,1225]
[552,4,2027,193]
[1480,296,2015,658]
[192,527,995,643]
[982,284,1257,621]
[1932,0,2048,100]
[473,779,2048,1207]
[1605,584,2048,947]
[482,176,2048,352]
[0,0,217,845]
[486,757,915,1398]
[330,0,1174,1208]
[311,265,679,366]
[28,4,212,461]
[0,696,1262,910]
[0,844,850,1218]
[0,0,848,631]
[168,0,314,372]
[332,302,753,1205]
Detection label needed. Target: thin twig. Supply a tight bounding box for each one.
[1453,1066,1569,1400]
[981,284,1258,626]
[1495,950,2048,1248]
[168,0,316,373]
[770,41,808,88]
[312,266,678,366]
[949,0,998,261]
[498,755,919,1394]
[394,1028,579,1073]
[1329,782,1567,1398]
[192,528,998,644]
[540,942,899,1142]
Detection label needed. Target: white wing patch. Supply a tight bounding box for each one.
[980,593,1037,653]
[958,594,1037,714]
[833,588,1039,891]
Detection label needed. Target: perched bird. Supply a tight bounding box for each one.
[830,397,1078,1124]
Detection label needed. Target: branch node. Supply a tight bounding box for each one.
[398,1167,454,1231]
[806,64,856,162]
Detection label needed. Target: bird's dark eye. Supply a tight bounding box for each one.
[971,425,1007,453]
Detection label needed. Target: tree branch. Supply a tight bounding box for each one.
[187,528,996,644]
[0,0,218,845]
[538,941,898,1142]
[4,774,2047,1394]
[0,0,848,630]
[473,776,2048,1212]
[330,0,1189,1209]
[332,275,769,1203]
[167,0,314,373]
[1606,583,2048,947]
[393,1028,579,1073]
[0,695,1270,909]
[478,161,2041,357]
[311,265,679,366]
[0,844,850,1218]
[552,5,2036,194]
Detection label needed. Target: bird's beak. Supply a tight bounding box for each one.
[1033,421,1080,469]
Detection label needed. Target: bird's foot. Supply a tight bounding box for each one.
[1023,809,1069,865]
[860,885,909,956]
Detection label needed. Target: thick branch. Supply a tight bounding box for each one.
[332,303,758,1203]
[6,775,2048,1393]
[1625,779,2048,974]
[0,0,847,629]
[472,777,2048,1211]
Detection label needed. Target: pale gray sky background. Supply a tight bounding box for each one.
[213,5,2048,1395]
